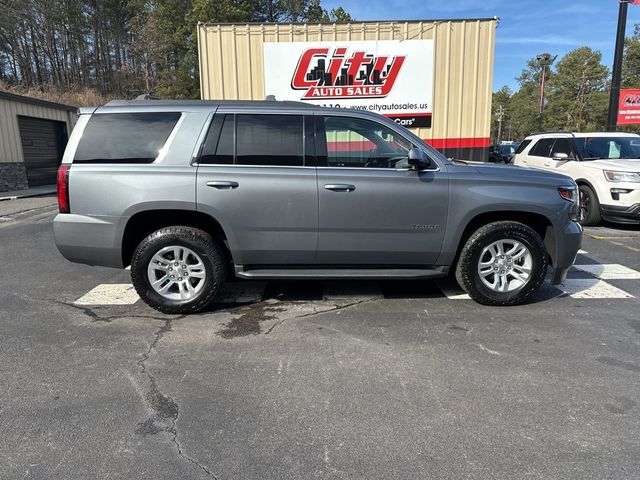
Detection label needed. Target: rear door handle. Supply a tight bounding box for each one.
[324,184,356,192]
[206,181,239,189]
[544,161,551,167]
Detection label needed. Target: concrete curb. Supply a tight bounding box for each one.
[0,189,56,202]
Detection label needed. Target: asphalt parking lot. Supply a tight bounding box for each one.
[1,195,640,479]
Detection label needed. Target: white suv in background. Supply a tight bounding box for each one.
[513,132,640,226]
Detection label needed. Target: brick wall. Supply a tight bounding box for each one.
[0,163,29,192]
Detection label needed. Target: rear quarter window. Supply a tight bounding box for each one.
[73,112,181,163]
[529,138,555,157]
[514,139,531,154]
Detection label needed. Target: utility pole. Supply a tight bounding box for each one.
[537,53,556,130]
[496,105,505,144]
[607,0,629,131]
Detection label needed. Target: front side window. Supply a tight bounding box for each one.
[320,116,413,169]
[550,138,574,158]
[74,112,181,163]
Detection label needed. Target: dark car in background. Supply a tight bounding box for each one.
[489,142,520,163]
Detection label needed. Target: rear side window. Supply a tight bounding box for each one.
[199,114,304,166]
[514,139,531,154]
[529,138,554,157]
[236,115,303,166]
[74,112,181,163]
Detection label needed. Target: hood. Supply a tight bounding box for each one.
[449,161,574,185]
[586,158,640,171]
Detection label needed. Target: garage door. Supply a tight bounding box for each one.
[18,116,68,187]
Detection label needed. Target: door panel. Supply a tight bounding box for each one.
[316,168,448,264]
[196,112,318,266]
[197,166,318,265]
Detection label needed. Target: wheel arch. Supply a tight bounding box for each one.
[574,177,598,192]
[451,210,556,270]
[121,209,230,267]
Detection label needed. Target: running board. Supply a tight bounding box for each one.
[234,266,448,280]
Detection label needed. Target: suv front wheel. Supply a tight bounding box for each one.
[455,221,548,306]
[578,184,602,226]
[131,226,226,314]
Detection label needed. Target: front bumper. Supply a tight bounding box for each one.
[601,203,640,224]
[550,220,583,285]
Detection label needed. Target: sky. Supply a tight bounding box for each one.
[322,0,640,92]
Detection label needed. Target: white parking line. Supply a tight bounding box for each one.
[557,279,634,299]
[75,284,140,305]
[435,280,470,300]
[578,249,588,255]
[573,264,640,280]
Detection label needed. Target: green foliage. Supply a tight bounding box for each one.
[0,0,353,103]
[544,47,609,131]
[495,46,613,139]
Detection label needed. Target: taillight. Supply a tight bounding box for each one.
[57,164,70,213]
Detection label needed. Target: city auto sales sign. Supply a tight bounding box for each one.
[263,40,434,128]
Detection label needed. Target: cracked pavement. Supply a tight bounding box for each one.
[2,196,640,479]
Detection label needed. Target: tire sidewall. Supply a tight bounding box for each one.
[578,185,601,226]
[131,228,223,312]
[461,225,547,305]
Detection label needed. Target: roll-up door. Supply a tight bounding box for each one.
[18,116,67,186]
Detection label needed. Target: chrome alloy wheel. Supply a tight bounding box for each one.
[147,246,207,301]
[477,239,533,293]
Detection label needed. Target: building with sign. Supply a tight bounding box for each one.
[197,18,497,161]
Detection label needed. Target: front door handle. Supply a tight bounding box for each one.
[324,184,356,192]
[206,180,239,189]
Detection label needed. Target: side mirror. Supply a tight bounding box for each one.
[552,152,570,161]
[408,147,431,170]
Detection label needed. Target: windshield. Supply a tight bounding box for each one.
[574,136,640,160]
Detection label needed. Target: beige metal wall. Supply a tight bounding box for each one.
[197,19,496,147]
[0,97,76,164]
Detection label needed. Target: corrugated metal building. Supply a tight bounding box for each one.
[0,91,77,192]
[197,19,496,161]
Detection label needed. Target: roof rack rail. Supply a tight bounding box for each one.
[528,130,576,137]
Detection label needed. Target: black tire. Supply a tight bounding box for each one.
[578,185,602,226]
[131,226,226,314]
[455,221,548,306]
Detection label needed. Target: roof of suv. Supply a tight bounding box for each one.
[525,131,640,139]
[104,99,316,109]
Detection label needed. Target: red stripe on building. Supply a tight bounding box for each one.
[327,137,490,152]
[424,137,490,149]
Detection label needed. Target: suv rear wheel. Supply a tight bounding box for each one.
[578,184,602,226]
[455,221,548,306]
[131,226,226,314]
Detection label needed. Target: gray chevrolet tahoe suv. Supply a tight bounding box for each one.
[54,100,582,313]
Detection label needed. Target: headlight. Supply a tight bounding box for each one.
[603,170,640,183]
[558,185,579,222]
